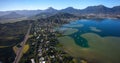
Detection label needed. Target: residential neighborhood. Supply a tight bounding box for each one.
[20,21,76,63]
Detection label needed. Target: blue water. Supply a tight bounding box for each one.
[60,19,120,47]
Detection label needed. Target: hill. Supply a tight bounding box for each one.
[0,5,120,23]
[0,12,24,19]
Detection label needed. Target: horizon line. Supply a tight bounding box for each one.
[0,4,120,12]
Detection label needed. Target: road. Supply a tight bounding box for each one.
[13,24,32,63]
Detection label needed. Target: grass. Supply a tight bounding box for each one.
[28,35,33,38]
[0,17,27,24]
[23,44,29,54]
[80,60,87,63]
[13,44,30,54]
[72,58,78,63]
[13,46,18,54]
[0,46,9,48]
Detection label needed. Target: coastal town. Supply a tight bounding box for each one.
[19,21,78,63]
[1,0,120,63]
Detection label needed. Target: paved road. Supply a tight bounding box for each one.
[13,24,32,63]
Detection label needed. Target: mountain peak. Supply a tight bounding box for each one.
[6,12,22,16]
[44,7,57,12]
[85,5,107,9]
[9,12,18,15]
[46,7,56,10]
[113,5,120,8]
[96,5,107,8]
[63,7,78,10]
[66,7,74,9]
[97,5,105,7]
[60,7,79,14]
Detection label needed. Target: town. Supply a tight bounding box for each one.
[19,21,77,63]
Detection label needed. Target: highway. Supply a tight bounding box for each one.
[13,24,32,63]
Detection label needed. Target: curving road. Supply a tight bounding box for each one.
[13,24,32,63]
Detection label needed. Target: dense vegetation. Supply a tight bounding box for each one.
[0,20,33,63]
[0,20,33,46]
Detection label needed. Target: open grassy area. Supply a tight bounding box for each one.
[28,35,33,38]
[13,44,30,54]
[0,20,32,63]
[0,20,31,46]
[0,17,28,24]
[13,46,18,54]
[0,46,9,48]
[23,44,29,54]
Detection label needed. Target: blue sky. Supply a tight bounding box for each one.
[0,0,120,11]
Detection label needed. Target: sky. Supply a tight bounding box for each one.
[0,0,120,11]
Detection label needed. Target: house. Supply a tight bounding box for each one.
[50,55,55,58]
[39,57,46,63]
[31,59,35,63]
[36,36,39,39]
[39,61,45,63]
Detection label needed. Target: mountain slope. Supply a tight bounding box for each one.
[0,12,24,19]
[0,5,120,23]
[0,5,120,17]
[112,6,120,14]
[80,5,111,14]
[15,10,42,17]
[42,7,58,13]
[30,12,56,19]
[49,12,78,19]
[60,7,80,14]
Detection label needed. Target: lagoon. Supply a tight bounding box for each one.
[58,19,120,63]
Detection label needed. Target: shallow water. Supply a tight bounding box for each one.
[58,19,120,63]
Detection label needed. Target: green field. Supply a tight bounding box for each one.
[0,20,31,63]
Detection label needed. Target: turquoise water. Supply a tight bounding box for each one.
[60,19,120,47]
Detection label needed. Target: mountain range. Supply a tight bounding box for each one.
[0,12,24,19]
[0,5,120,16]
[0,5,120,23]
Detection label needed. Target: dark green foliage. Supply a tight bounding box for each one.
[0,47,15,63]
[0,20,31,46]
[0,20,33,63]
